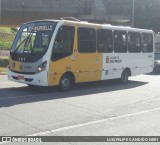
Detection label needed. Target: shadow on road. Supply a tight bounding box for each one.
[146,72,160,76]
[0,79,148,108]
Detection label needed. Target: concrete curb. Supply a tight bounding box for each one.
[0,72,7,75]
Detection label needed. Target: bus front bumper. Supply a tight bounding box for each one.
[7,69,48,86]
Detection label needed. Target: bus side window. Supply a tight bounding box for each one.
[52,25,75,61]
[97,29,113,53]
[78,27,96,53]
[113,31,127,53]
[128,32,141,53]
[142,33,153,53]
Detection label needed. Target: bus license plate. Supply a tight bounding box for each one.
[17,76,24,80]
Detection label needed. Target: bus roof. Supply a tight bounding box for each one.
[24,19,153,34]
[60,19,154,33]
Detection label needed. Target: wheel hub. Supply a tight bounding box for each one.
[62,78,70,88]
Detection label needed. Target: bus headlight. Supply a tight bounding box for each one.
[36,61,47,73]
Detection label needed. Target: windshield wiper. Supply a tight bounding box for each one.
[13,38,27,52]
[23,31,34,53]
[14,25,36,53]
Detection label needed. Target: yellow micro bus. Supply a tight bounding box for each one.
[8,18,154,90]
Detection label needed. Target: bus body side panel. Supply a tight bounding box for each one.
[76,52,102,83]
[102,53,126,80]
[102,52,154,81]
[101,29,154,80]
[129,33,154,75]
[48,52,103,86]
[101,52,154,81]
[48,24,103,86]
[48,56,78,86]
[130,53,154,75]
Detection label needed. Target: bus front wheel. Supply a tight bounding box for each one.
[59,74,72,91]
[120,70,129,83]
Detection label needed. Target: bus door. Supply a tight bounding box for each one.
[76,27,102,82]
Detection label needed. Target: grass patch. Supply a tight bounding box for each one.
[0,27,12,34]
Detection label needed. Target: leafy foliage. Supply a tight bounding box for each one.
[11,27,18,34]
[0,58,9,67]
[135,0,160,32]
[0,27,16,50]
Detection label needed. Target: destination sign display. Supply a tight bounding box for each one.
[28,25,53,32]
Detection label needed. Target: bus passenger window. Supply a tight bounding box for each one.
[97,29,113,53]
[114,31,127,53]
[78,28,96,53]
[142,33,153,53]
[52,26,75,61]
[53,26,74,53]
[128,32,141,53]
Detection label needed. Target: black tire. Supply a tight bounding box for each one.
[59,74,72,91]
[120,70,129,83]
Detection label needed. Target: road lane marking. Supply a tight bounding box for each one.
[29,106,160,136]
[0,106,160,144]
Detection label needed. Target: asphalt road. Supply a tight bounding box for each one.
[0,74,160,145]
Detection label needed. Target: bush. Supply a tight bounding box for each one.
[0,58,9,67]
[0,31,15,50]
[11,27,18,34]
[0,39,14,50]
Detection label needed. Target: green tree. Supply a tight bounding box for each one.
[135,0,160,32]
[135,0,153,29]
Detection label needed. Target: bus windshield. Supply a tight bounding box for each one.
[11,21,57,62]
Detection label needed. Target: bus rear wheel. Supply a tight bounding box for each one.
[59,74,72,91]
[120,70,129,83]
